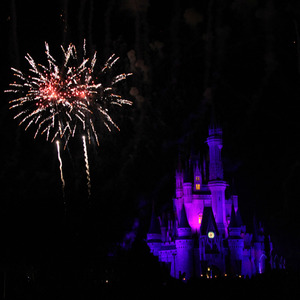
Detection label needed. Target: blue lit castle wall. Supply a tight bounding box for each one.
[147,124,285,279]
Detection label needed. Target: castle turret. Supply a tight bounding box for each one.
[194,162,202,192]
[160,213,168,242]
[228,205,241,236]
[175,155,184,199]
[228,205,244,275]
[183,162,193,204]
[147,211,162,257]
[207,124,223,181]
[147,123,283,280]
[207,125,227,237]
[175,205,193,280]
[253,216,266,274]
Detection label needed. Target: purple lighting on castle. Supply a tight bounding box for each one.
[147,124,285,280]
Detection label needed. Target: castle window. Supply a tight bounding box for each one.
[196,184,200,190]
[198,214,203,225]
[195,176,200,181]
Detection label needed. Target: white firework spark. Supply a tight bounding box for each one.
[82,135,91,197]
[56,140,66,202]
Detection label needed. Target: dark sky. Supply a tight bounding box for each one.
[1,0,300,276]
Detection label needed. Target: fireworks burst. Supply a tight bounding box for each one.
[5,41,132,148]
[6,41,132,198]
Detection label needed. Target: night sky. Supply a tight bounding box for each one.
[1,0,300,294]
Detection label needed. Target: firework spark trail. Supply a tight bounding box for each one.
[82,135,91,197]
[56,140,66,200]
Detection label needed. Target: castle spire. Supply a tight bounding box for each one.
[235,209,243,228]
[206,118,227,236]
[147,209,162,257]
[228,204,242,239]
[206,124,223,180]
[194,161,202,191]
[148,209,161,235]
[229,204,238,228]
[175,152,184,198]
[228,204,244,275]
[175,204,193,280]
[178,204,190,229]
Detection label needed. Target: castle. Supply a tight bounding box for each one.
[147,124,285,279]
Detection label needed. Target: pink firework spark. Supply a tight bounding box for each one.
[5,41,132,148]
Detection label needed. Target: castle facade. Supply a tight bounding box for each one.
[147,125,284,279]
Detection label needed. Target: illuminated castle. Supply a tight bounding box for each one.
[147,124,285,279]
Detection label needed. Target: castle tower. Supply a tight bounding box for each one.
[175,155,184,199]
[253,216,266,274]
[175,205,193,280]
[174,155,184,219]
[183,162,193,204]
[228,205,244,275]
[147,210,162,257]
[206,125,227,237]
[194,162,202,192]
[207,123,223,180]
[147,123,283,280]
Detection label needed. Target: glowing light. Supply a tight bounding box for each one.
[196,183,200,190]
[198,214,202,225]
[208,231,215,239]
[6,41,132,147]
